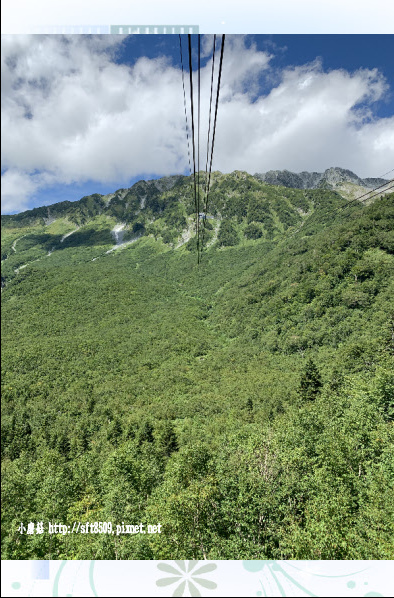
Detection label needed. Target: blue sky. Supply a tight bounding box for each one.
[116,34,394,117]
[2,34,394,214]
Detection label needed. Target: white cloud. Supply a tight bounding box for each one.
[1,34,394,213]
[1,169,55,214]
[215,61,394,176]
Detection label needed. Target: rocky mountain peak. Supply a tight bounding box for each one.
[253,167,389,191]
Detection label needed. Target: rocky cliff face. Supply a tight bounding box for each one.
[253,167,388,190]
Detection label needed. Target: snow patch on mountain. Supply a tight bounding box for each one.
[61,228,80,243]
[111,223,126,245]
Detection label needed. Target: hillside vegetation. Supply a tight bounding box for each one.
[1,172,393,559]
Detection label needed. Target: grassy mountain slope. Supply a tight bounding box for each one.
[1,173,393,560]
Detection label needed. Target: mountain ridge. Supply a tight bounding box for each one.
[2,167,391,222]
[253,166,389,190]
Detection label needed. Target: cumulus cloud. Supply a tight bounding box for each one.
[1,169,56,214]
[215,60,394,176]
[1,34,393,213]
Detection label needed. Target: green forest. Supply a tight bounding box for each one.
[1,171,393,560]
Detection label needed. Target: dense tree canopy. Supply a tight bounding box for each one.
[1,173,393,559]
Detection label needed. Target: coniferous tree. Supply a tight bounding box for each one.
[138,421,154,444]
[300,359,323,401]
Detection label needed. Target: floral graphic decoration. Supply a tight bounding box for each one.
[156,561,217,597]
[242,560,382,598]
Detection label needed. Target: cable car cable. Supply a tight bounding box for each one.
[333,177,394,214]
[205,35,225,225]
[187,34,198,248]
[200,35,217,258]
[179,35,192,179]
